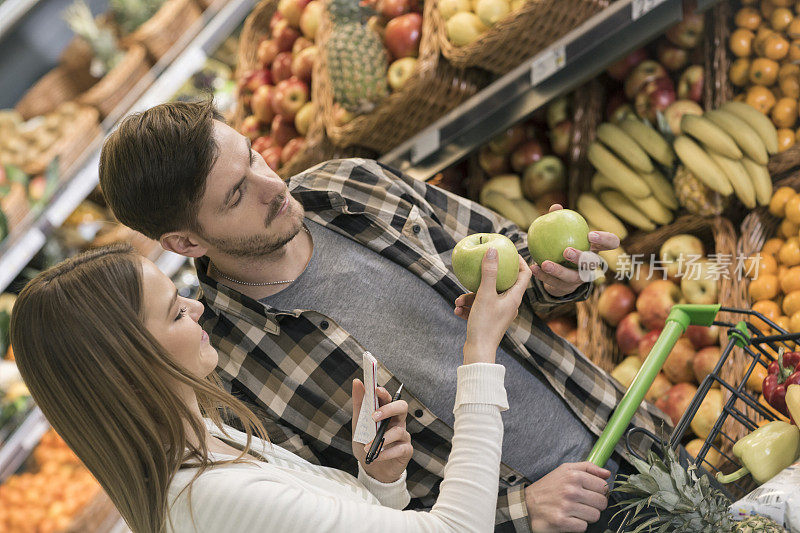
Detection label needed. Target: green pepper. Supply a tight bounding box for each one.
[715,421,800,485]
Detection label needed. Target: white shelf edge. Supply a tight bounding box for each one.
[0,0,41,41]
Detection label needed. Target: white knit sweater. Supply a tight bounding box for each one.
[166,363,508,532]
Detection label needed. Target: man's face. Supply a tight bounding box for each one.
[194,120,305,258]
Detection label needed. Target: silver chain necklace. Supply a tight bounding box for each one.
[210,226,311,287]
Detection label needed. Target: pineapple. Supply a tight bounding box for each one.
[613,442,786,532]
[673,164,729,216]
[63,0,123,77]
[110,0,164,35]
[326,0,389,114]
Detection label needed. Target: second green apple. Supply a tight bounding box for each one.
[527,209,590,269]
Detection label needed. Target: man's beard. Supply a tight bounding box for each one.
[203,196,303,258]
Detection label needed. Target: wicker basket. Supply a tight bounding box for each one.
[78,44,152,119]
[14,66,98,121]
[315,1,488,152]
[121,0,202,62]
[434,0,608,75]
[22,105,102,177]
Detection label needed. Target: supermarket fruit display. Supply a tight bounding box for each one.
[728,0,800,151]
[0,162,60,243]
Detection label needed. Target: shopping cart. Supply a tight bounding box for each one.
[584,303,798,530]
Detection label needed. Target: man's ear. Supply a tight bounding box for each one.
[160,232,208,258]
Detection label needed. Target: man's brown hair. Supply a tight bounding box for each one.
[99,100,223,240]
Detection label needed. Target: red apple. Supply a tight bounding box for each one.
[657,40,689,71]
[291,45,317,83]
[278,0,310,28]
[292,36,314,55]
[629,263,656,294]
[488,124,526,155]
[252,135,275,153]
[273,19,300,52]
[241,115,265,141]
[270,12,286,34]
[646,372,673,402]
[271,114,299,146]
[677,65,704,103]
[660,234,705,280]
[384,13,422,58]
[240,68,272,94]
[271,77,309,120]
[664,99,703,135]
[375,0,412,17]
[606,47,648,81]
[686,325,720,349]
[549,120,572,157]
[27,175,47,202]
[251,85,276,123]
[260,145,283,170]
[271,52,294,83]
[636,279,684,331]
[299,0,323,40]
[693,346,721,385]
[624,60,668,99]
[510,140,544,173]
[546,316,576,337]
[294,101,314,135]
[281,137,307,164]
[478,145,510,176]
[638,329,662,360]
[257,39,280,68]
[634,76,676,123]
[666,12,704,49]
[662,337,696,383]
[616,312,648,356]
[598,283,636,327]
[387,56,417,90]
[655,382,698,425]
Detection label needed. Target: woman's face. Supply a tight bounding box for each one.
[140,258,218,378]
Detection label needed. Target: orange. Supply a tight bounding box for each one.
[737,6,763,29]
[746,85,777,113]
[780,72,800,98]
[780,217,800,237]
[750,273,781,300]
[762,0,777,19]
[790,16,800,37]
[796,127,800,142]
[780,265,800,291]
[791,309,800,330]
[785,193,800,223]
[779,62,800,79]
[779,265,790,287]
[734,93,748,103]
[772,7,794,30]
[752,299,782,332]
[778,127,797,150]
[750,58,781,85]
[731,58,752,86]
[779,236,800,265]
[775,314,792,331]
[761,252,779,275]
[730,28,756,56]
[765,237,786,255]
[789,40,800,61]
[755,26,778,54]
[784,289,800,315]
[772,97,798,127]
[770,185,798,216]
[765,34,791,59]
[748,364,768,392]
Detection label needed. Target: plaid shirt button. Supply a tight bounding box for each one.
[414,409,424,418]
[412,224,421,234]
[508,475,517,483]
[320,320,329,330]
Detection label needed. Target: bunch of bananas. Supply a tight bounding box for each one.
[673,101,776,209]
[478,175,540,229]
[580,119,678,239]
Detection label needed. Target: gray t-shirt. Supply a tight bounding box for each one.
[261,219,595,482]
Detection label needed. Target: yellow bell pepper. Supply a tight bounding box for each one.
[715,421,800,485]
[788,384,800,424]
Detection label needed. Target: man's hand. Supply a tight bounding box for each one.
[525,462,611,532]
[530,204,620,297]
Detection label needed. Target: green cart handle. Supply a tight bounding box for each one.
[586,304,721,467]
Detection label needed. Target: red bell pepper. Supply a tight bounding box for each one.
[763,348,800,416]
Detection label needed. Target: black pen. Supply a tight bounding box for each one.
[365,383,404,464]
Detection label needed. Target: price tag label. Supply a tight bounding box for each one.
[530,45,566,86]
[631,0,667,21]
[47,168,100,227]
[411,128,440,163]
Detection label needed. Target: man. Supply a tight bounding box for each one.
[100,101,671,532]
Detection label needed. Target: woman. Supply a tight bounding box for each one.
[10,243,531,532]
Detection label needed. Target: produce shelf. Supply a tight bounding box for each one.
[0,0,41,42]
[0,0,255,293]
[379,0,721,181]
[0,406,47,482]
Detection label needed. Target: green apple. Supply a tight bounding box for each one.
[527,209,590,269]
[452,233,520,292]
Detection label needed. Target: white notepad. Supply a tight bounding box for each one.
[353,351,379,444]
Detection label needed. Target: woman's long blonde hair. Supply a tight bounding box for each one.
[9,244,266,532]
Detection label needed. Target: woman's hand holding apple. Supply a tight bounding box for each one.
[455,248,532,365]
[529,204,620,297]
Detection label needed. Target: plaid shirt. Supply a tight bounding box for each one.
[197,158,672,532]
